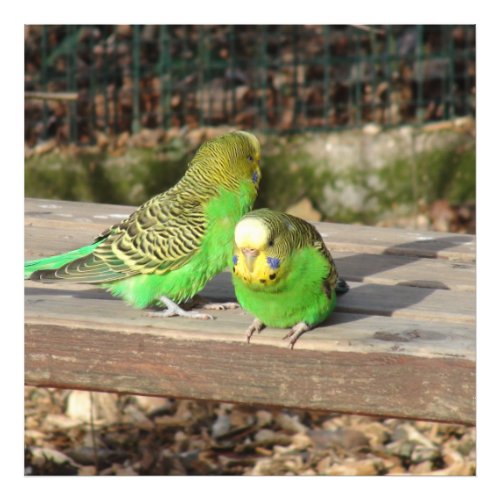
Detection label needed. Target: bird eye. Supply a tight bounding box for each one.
[266,256,280,269]
[268,239,274,247]
[247,155,254,162]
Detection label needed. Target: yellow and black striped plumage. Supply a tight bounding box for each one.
[27,131,262,309]
[232,209,345,347]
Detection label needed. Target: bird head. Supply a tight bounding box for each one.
[232,211,285,287]
[188,130,262,193]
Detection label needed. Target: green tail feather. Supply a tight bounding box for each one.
[24,241,102,280]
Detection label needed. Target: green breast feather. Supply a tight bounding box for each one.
[107,183,256,308]
[233,244,336,328]
[25,131,262,318]
[231,209,345,348]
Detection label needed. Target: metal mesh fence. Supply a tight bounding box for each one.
[25,25,476,145]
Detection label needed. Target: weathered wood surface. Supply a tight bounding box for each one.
[24,198,476,424]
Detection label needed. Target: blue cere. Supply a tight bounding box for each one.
[252,171,259,184]
[266,256,280,269]
[232,255,238,265]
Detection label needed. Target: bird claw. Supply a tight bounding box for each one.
[190,296,240,311]
[182,311,215,320]
[245,318,265,343]
[148,309,214,320]
[201,301,240,311]
[148,296,215,320]
[282,322,311,349]
[147,310,176,318]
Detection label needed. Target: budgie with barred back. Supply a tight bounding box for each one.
[231,209,348,348]
[25,131,262,319]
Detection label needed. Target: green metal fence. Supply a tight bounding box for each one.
[24,25,476,145]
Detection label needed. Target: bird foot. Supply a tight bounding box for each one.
[282,322,311,349]
[201,301,240,311]
[148,296,215,320]
[245,318,265,343]
[190,296,240,311]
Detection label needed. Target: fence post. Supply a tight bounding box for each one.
[259,25,268,129]
[41,26,48,141]
[323,25,331,128]
[416,25,424,124]
[88,27,97,139]
[447,25,456,120]
[354,27,362,126]
[132,25,141,134]
[464,26,469,116]
[159,25,172,129]
[230,26,237,121]
[197,26,206,127]
[292,25,299,129]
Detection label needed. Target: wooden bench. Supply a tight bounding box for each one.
[24,198,476,425]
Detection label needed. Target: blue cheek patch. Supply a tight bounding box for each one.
[232,255,238,265]
[252,171,259,184]
[266,257,280,270]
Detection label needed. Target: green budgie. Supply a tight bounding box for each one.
[231,209,348,348]
[25,130,262,319]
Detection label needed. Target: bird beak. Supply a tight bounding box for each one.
[242,248,259,273]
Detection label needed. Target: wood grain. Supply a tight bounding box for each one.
[25,225,476,293]
[25,198,476,260]
[25,323,475,424]
[25,281,475,359]
[24,198,476,424]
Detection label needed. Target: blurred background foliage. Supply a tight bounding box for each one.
[25,24,476,232]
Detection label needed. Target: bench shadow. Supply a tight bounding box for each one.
[200,235,472,328]
[25,286,116,301]
[334,234,475,285]
[25,235,474,327]
[324,234,475,326]
[323,282,448,327]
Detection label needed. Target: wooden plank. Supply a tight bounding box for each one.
[202,273,475,325]
[24,198,476,424]
[24,199,476,348]
[25,221,475,293]
[334,252,475,292]
[24,258,475,326]
[25,281,475,360]
[316,221,476,262]
[25,198,476,261]
[25,322,475,424]
[335,282,475,324]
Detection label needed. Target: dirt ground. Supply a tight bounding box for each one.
[24,387,475,476]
